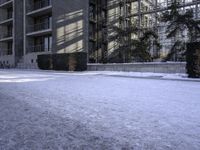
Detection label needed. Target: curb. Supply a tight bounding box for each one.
[103,74,200,82]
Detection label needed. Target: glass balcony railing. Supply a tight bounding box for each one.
[0,14,13,22]
[0,32,13,39]
[29,0,51,12]
[0,49,12,56]
[28,44,51,53]
[28,21,51,33]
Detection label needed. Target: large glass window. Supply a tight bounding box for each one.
[33,35,52,52]
[44,36,52,51]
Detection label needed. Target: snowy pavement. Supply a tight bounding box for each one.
[0,69,200,150]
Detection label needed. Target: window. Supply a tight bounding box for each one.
[7,7,13,19]
[33,35,52,52]
[7,41,12,55]
[7,25,12,37]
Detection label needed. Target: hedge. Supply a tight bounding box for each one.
[186,42,200,78]
[37,52,87,71]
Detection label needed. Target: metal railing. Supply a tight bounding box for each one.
[29,0,51,12]
[28,21,51,32]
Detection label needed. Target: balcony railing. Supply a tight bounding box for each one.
[0,49,12,56]
[0,14,13,22]
[0,32,12,39]
[28,21,51,33]
[28,44,51,53]
[0,0,12,6]
[29,0,51,12]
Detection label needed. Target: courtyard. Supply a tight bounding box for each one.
[0,69,200,150]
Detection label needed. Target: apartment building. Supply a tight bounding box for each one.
[0,0,159,68]
[23,0,89,68]
[0,0,111,67]
[0,0,199,68]
[0,0,90,68]
[0,0,23,67]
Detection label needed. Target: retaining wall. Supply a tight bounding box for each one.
[87,62,186,73]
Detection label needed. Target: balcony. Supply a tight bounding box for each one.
[0,32,13,41]
[0,0,12,8]
[0,49,12,56]
[28,44,51,53]
[27,0,52,16]
[27,21,52,36]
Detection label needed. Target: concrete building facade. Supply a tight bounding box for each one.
[0,0,199,68]
[0,0,23,67]
[0,0,89,68]
[23,0,89,68]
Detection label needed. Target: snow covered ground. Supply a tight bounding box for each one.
[0,69,200,150]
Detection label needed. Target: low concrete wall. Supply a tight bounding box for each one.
[87,62,186,73]
[0,55,15,68]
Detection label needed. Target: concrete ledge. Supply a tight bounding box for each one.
[104,74,200,82]
[87,62,186,74]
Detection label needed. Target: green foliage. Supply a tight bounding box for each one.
[132,30,161,62]
[162,0,200,77]
[163,40,186,62]
[109,24,161,62]
[162,0,200,61]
